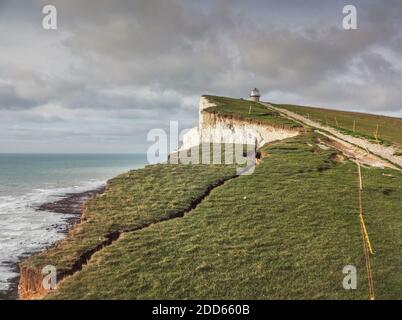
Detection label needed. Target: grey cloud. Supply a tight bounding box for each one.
[0,84,40,110]
[0,0,401,153]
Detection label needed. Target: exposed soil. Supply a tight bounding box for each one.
[316,131,398,170]
[265,103,401,170]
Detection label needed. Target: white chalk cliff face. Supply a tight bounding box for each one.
[180,96,300,151]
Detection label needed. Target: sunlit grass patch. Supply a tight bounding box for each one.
[204,95,302,128]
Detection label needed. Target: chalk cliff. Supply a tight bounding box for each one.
[180,96,300,150]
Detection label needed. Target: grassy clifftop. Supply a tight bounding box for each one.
[20,95,402,300]
[47,133,402,299]
[203,95,302,128]
[20,164,238,298]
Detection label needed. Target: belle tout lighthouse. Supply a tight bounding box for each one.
[249,88,261,102]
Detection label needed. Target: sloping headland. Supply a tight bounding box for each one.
[19,95,402,299]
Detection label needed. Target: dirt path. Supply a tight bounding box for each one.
[317,130,398,170]
[263,103,402,169]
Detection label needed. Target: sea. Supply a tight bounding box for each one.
[0,153,147,298]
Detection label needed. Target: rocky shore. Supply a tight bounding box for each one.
[37,187,105,224]
[2,186,105,300]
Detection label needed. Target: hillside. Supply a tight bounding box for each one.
[19,96,402,300]
[273,103,402,148]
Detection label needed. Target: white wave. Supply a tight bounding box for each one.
[0,179,105,292]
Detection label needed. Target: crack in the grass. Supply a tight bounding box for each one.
[58,174,240,282]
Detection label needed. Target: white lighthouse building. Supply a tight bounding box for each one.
[249,88,261,102]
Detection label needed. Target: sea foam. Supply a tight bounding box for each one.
[0,179,105,292]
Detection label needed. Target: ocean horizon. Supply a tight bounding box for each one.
[0,153,148,296]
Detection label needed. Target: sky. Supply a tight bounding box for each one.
[0,0,401,153]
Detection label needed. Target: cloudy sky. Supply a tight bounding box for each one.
[1,0,401,153]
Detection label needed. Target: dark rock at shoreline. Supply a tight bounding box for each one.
[37,186,106,215]
[36,186,106,228]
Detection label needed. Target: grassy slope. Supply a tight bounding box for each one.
[49,133,402,299]
[24,96,401,299]
[204,95,303,128]
[363,168,402,298]
[274,103,402,147]
[22,164,238,275]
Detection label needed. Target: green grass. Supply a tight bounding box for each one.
[360,167,402,298]
[273,103,402,147]
[204,95,302,128]
[22,164,238,275]
[47,133,402,299]
[23,96,402,299]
